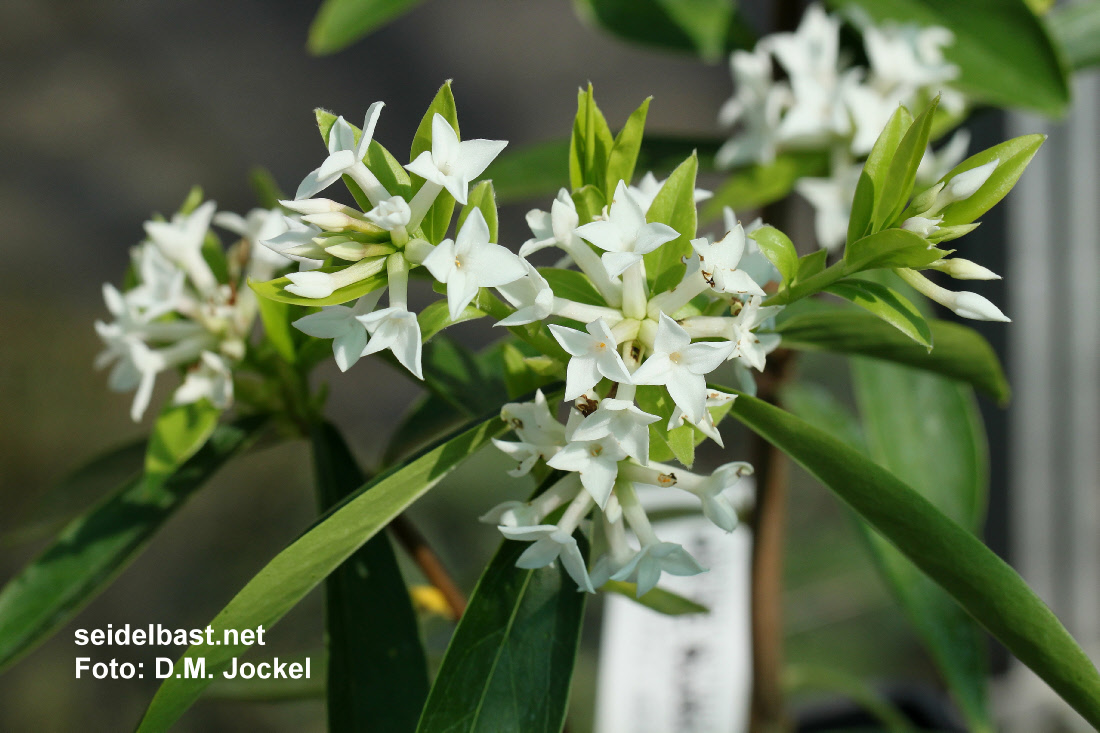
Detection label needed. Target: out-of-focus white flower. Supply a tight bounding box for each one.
[173,351,234,409]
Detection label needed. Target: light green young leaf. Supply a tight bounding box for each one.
[417,298,486,343]
[571,184,607,225]
[416,482,587,733]
[0,417,266,673]
[725,393,1100,727]
[795,249,829,283]
[635,386,695,467]
[457,180,498,242]
[248,261,388,308]
[849,106,913,243]
[539,268,606,307]
[773,301,1010,403]
[825,278,932,348]
[135,417,507,733]
[308,0,428,55]
[935,134,1046,227]
[410,82,460,244]
[832,0,1070,116]
[312,423,428,733]
[144,400,222,487]
[602,580,709,615]
[605,97,651,196]
[569,84,615,192]
[644,152,698,293]
[873,97,938,230]
[748,226,798,290]
[844,228,945,272]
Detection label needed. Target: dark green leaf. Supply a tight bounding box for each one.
[0,418,266,672]
[795,249,829,283]
[539,268,606,307]
[416,480,587,733]
[144,400,222,487]
[313,423,428,733]
[773,301,1010,403]
[135,416,506,732]
[249,167,285,209]
[825,278,933,348]
[645,153,698,293]
[726,393,1100,727]
[852,358,992,731]
[308,0,427,54]
[573,0,755,60]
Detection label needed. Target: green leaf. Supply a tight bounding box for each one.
[312,423,428,733]
[725,393,1100,727]
[825,278,933,348]
[849,106,913,243]
[539,268,606,307]
[635,386,695,467]
[571,184,607,225]
[936,134,1046,227]
[605,97,651,195]
[873,98,938,230]
[773,301,1010,403]
[644,152,698,293]
[257,297,301,364]
[410,82,460,244]
[0,417,265,672]
[569,84,615,192]
[749,226,798,289]
[249,167,285,209]
[573,0,755,61]
[602,580,709,615]
[1050,0,1100,70]
[701,152,828,221]
[795,249,829,283]
[457,180,498,242]
[135,416,507,732]
[852,358,993,731]
[248,260,388,307]
[416,479,587,733]
[417,335,507,415]
[832,0,1070,116]
[844,228,945,272]
[308,0,428,54]
[144,400,222,487]
[417,298,486,343]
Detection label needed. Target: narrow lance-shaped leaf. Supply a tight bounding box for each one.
[724,392,1100,727]
[457,180,498,243]
[825,278,932,348]
[312,422,429,733]
[134,414,508,733]
[604,96,651,196]
[308,0,429,55]
[772,301,1010,403]
[644,152,698,293]
[144,400,222,488]
[411,82,460,244]
[0,417,267,673]
[416,475,588,733]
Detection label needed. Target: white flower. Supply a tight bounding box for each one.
[173,351,234,409]
[611,541,705,597]
[500,524,595,592]
[626,172,712,214]
[365,196,411,231]
[917,130,970,187]
[668,389,736,447]
[631,313,733,424]
[574,180,679,277]
[546,411,628,508]
[795,153,863,251]
[568,398,659,465]
[689,461,753,532]
[494,390,567,476]
[292,291,383,371]
[548,318,634,400]
[690,225,766,296]
[721,207,777,287]
[126,245,186,320]
[259,216,327,268]
[214,207,285,244]
[728,296,783,371]
[864,22,958,91]
[423,208,526,320]
[296,103,387,203]
[495,260,554,327]
[356,306,424,378]
[94,324,164,422]
[717,47,791,167]
[405,114,507,205]
[144,200,219,295]
[519,189,581,257]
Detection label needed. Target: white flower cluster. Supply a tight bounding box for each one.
[95,201,293,421]
[718,4,967,251]
[480,182,782,595]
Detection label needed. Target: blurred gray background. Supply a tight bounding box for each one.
[3,0,1088,731]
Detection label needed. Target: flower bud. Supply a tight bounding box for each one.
[285,271,336,299]
[929,257,1001,281]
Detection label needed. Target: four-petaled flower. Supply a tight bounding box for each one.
[357,306,424,379]
[423,208,526,320]
[548,318,633,400]
[546,411,628,508]
[292,291,384,372]
[690,224,766,296]
[575,180,679,277]
[296,103,386,202]
[405,114,507,205]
